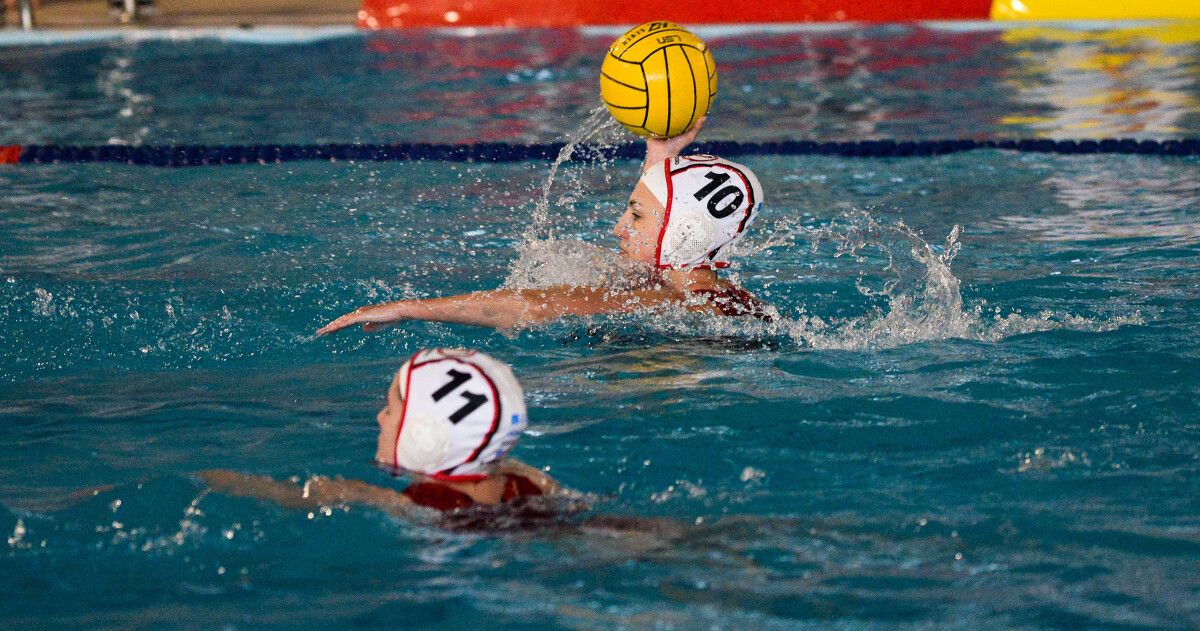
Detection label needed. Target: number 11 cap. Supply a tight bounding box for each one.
[393,349,528,481]
[640,155,764,269]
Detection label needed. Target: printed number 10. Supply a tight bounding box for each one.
[693,172,744,219]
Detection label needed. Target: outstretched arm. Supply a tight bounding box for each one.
[316,285,682,335]
[198,470,415,516]
[642,115,706,173]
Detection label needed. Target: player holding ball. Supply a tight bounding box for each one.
[317,21,774,335]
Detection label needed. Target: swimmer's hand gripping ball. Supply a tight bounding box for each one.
[600,21,717,138]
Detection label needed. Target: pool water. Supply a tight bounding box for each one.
[2,23,1199,628]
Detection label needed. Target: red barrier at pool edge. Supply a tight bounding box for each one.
[0,146,21,164]
[357,0,993,28]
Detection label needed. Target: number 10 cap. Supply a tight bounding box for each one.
[393,348,528,481]
[640,155,764,269]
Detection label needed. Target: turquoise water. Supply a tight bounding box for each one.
[2,24,1199,628]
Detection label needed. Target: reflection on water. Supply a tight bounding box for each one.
[1000,24,1200,137]
[96,44,152,146]
[2,24,1200,630]
[3,23,1198,144]
[1001,157,1200,244]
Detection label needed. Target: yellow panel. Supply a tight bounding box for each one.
[600,74,647,109]
[663,45,699,137]
[607,104,649,132]
[642,49,670,136]
[991,0,1200,20]
[682,46,713,129]
[599,54,646,89]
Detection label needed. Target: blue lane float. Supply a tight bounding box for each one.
[5,138,1198,166]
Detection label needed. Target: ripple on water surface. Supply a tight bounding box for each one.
[2,22,1200,630]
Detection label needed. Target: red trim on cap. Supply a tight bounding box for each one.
[392,350,422,467]
[429,472,488,483]
[0,146,20,164]
[728,166,757,234]
[451,360,502,469]
[401,353,505,478]
[654,159,674,269]
[655,161,757,270]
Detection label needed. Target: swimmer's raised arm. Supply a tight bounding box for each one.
[316,285,682,335]
[641,115,705,174]
[198,469,415,516]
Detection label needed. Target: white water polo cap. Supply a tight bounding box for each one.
[639,154,764,269]
[392,348,527,481]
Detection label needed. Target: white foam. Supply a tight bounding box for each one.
[503,239,646,290]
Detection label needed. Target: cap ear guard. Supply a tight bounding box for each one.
[394,411,451,474]
[660,204,715,265]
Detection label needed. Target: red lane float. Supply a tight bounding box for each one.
[0,146,21,164]
[357,0,993,29]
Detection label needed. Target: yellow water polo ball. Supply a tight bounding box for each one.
[600,21,717,138]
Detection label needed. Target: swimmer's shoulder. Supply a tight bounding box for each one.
[491,458,562,495]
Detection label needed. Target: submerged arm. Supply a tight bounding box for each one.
[316,285,683,334]
[198,470,414,516]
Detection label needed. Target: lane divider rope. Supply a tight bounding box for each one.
[2,138,1197,166]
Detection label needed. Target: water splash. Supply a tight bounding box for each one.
[492,107,1143,351]
[505,105,631,290]
[553,210,1143,350]
[781,211,1142,350]
[522,105,620,245]
[503,239,647,291]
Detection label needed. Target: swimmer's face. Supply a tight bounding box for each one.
[613,182,665,266]
[375,371,405,466]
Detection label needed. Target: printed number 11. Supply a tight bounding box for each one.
[432,368,488,424]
